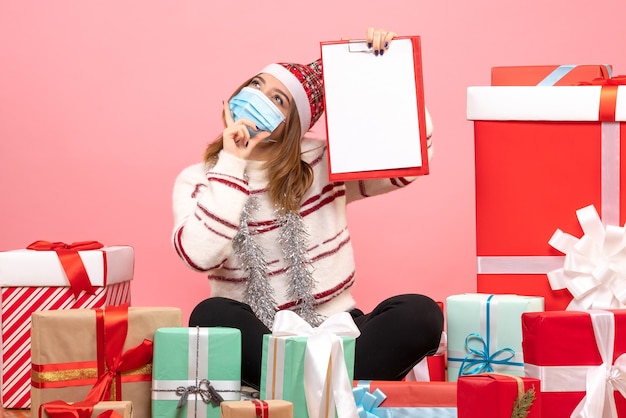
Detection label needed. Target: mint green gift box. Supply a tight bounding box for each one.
[260,334,356,418]
[151,327,241,418]
[446,293,544,382]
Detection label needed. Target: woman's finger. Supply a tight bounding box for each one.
[383,31,396,51]
[223,100,235,127]
[366,27,375,48]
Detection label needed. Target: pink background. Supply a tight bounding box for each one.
[1,1,625,322]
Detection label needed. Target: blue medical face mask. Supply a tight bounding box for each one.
[229,87,286,137]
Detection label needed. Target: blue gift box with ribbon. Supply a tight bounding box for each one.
[446,293,544,382]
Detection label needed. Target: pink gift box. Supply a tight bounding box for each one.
[0,244,133,408]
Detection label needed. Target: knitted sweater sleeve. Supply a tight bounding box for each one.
[171,151,249,271]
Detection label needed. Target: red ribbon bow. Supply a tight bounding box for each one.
[40,400,123,418]
[578,75,626,121]
[84,304,154,404]
[27,240,105,298]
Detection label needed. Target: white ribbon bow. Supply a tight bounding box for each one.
[547,205,626,310]
[272,310,361,418]
[571,311,626,418]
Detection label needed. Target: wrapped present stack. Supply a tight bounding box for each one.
[0,241,134,409]
[460,64,626,417]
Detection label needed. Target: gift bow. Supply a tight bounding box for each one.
[571,311,626,418]
[27,240,104,298]
[352,387,386,418]
[577,75,626,121]
[272,310,361,418]
[547,205,626,310]
[40,400,124,418]
[175,379,223,408]
[458,333,520,376]
[84,304,154,404]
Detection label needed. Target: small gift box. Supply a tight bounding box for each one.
[457,373,541,418]
[522,309,626,417]
[0,241,133,408]
[30,304,182,418]
[260,310,358,418]
[468,75,626,310]
[152,327,242,418]
[446,293,544,381]
[39,401,133,418]
[354,381,457,417]
[220,400,293,417]
[491,64,612,86]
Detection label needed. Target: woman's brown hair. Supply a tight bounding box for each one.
[203,77,314,213]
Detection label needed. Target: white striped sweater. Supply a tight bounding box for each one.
[172,137,421,318]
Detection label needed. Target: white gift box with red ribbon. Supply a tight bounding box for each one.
[0,243,133,408]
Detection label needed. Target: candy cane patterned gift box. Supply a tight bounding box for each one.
[0,241,133,408]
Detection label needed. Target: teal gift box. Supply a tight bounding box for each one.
[260,311,358,418]
[151,327,242,418]
[446,293,544,382]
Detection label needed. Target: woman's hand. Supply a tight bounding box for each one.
[366,27,397,56]
[221,101,271,159]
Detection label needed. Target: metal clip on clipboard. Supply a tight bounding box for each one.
[347,40,372,53]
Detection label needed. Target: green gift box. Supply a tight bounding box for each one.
[446,293,544,382]
[151,327,242,418]
[260,311,358,418]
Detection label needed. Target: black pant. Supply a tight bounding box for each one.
[189,294,444,389]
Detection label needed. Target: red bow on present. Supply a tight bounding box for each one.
[81,304,153,404]
[83,304,154,404]
[27,240,105,298]
[40,400,124,418]
[578,75,626,121]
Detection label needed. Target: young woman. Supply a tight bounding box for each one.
[172,27,443,389]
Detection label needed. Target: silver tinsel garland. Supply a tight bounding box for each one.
[233,196,279,328]
[232,196,321,328]
[277,211,322,326]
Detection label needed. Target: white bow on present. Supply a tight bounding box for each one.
[571,311,626,418]
[272,310,361,418]
[547,204,626,310]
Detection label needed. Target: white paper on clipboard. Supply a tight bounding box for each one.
[321,37,426,178]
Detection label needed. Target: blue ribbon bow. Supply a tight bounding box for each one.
[458,333,522,376]
[353,386,386,418]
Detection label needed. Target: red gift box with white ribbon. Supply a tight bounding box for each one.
[468,75,626,310]
[522,309,626,417]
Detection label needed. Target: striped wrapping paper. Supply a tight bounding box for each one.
[0,245,134,408]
